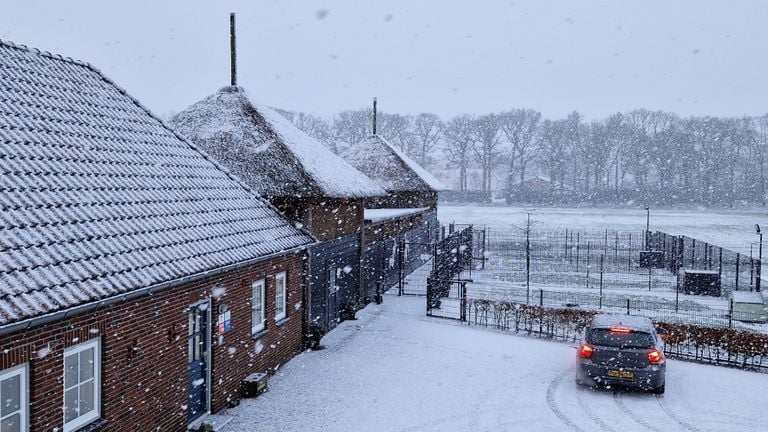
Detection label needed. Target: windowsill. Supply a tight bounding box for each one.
[251,329,268,340]
[275,317,289,327]
[74,418,107,432]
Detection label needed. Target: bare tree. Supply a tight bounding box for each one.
[332,109,371,153]
[499,109,541,195]
[442,115,475,191]
[411,113,443,167]
[470,114,503,193]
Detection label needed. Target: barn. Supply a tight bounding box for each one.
[0,39,316,430]
[170,87,385,333]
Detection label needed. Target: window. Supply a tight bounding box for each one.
[63,338,100,432]
[275,272,287,321]
[252,279,266,334]
[0,364,27,432]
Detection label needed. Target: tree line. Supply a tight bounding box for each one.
[277,107,768,206]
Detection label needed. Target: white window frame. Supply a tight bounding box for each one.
[275,272,287,321]
[0,363,28,432]
[252,279,266,334]
[63,338,101,432]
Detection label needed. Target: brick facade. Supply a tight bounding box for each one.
[274,197,365,242]
[0,252,306,431]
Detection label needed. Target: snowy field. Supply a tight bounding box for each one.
[439,205,768,256]
[225,296,767,432]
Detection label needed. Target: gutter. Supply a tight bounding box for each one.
[0,245,313,338]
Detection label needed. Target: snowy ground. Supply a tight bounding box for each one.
[439,205,768,256]
[224,296,768,432]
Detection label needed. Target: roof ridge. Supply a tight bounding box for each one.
[0,38,95,69]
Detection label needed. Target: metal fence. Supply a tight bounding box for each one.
[419,226,768,332]
[649,231,762,294]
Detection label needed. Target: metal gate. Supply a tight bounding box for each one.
[424,225,475,320]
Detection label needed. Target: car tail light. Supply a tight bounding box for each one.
[610,327,632,333]
[579,344,594,359]
[647,349,663,364]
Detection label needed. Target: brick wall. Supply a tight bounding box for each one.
[0,252,306,431]
[273,197,365,242]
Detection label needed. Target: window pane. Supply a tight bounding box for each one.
[0,374,20,416]
[64,387,78,422]
[0,413,20,432]
[80,348,94,382]
[64,354,78,388]
[79,382,94,415]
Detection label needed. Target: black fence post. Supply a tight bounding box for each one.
[526,227,531,303]
[729,298,734,328]
[628,233,632,271]
[599,254,604,309]
[757,259,762,292]
[460,282,467,322]
[481,228,487,270]
[565,228,569,261]
[586,242,591,289]
[576,233,580,272]
[626,298,630,315]
[736,253,740,291]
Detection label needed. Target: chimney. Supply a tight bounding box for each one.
[372,97,377,135]
[230,12,237,86]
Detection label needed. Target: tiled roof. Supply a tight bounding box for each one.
[170,86,385,200]
[342,134,446,192]
[0,40,314,326]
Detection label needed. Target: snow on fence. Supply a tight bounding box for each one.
[464,299,768,371]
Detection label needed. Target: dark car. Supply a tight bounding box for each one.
[576,314,667,393]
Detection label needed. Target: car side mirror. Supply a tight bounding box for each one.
[575,324,585,333]
[657,327,669,340]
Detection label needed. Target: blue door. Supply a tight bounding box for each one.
[187,303,208,422]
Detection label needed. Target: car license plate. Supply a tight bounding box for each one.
[607,370,635,379]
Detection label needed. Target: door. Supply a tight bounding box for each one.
[187,302,209,423]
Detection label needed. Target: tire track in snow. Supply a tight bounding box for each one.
[546,370,586,432]
[655,395,700,432]
[575,389,617,432]
[612,392,655,431]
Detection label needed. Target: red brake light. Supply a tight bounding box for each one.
[579,344,594,359]
[610,327,632,333]
[647,349,663,364]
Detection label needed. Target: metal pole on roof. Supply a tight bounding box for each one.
[230,12,237,86]
[372,97,378,135]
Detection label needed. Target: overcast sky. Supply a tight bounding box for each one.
[2,1,767,120]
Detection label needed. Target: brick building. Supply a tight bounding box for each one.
[170,88,384,332]
[0,40,315,431]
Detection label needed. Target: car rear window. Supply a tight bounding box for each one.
[587,329,654,348]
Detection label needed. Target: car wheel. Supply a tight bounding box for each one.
[652,384,665,394]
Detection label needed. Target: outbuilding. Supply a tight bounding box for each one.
[170,87,385,332]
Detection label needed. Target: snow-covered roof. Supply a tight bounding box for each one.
[0,40,314,326]
[170,87,384,200]
[342,134,447,193]
[364,208,430,223]
[732,291,765,305]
